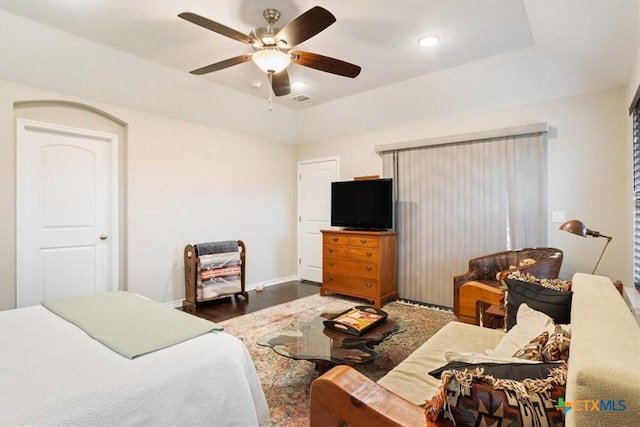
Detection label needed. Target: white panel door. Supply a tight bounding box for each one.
[298,158,338,282]
[16,119,117,307]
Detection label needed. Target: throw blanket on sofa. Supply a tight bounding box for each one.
[42,291,223,359]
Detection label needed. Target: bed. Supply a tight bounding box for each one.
[0,292,269,426]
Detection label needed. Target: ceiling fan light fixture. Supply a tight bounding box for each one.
[252,49,291,74]
[418,34,440,47]
[250,26,280,47]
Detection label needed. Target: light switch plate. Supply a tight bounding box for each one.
[552,211,566,223]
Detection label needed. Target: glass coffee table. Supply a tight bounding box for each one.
[257,311,405,373]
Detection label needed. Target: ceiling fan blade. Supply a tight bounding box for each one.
[291,51,361,78]
[275,6,336,47]
[178,12,256,45]
[271,70,291,96]
[190,55,252,75]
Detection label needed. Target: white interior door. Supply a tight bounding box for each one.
[298,157,338,282]
[16,119,118,307]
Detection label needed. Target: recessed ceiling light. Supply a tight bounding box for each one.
[250,80,262,89]
[418,34,440,48]
[291,80,307,90]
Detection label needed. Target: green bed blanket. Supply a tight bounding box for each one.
[42,291,223,359]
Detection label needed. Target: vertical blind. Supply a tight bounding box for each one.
[633,94,640,288]
[381,129,546,307]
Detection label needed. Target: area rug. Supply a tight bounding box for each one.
[219,294,457,426]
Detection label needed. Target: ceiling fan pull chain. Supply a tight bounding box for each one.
[268,73,273,111]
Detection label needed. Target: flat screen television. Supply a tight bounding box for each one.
[331,178,393,230]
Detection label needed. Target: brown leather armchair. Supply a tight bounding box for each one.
[452,247,563,318]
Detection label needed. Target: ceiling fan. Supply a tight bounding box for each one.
[178,6,361,97]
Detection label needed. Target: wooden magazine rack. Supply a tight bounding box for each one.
[183,240,247,314]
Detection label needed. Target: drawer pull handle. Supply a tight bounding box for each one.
[360,239,367,244]
[366,252,372,257]
[333,237,339,242]
[365,266,373,272]
[328,249,334,253]
[366,283,372,288]
[329,262,334,267]
[328,277,334,282]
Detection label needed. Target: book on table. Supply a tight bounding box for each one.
[323,306,388,336]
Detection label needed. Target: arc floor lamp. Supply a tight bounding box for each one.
[559,219,612,274]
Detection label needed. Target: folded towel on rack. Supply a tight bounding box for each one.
[200,266,242,281]
[195,241,239,256]
[199,251,241,270]
[197,278,242,300]
[201,275,241,287]
[197,250,242,288]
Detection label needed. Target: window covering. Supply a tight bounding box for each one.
[633,92,640,288]
[381,127,546,307]
[376,123,548,154]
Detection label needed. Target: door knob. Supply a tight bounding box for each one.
[99,234,108,240]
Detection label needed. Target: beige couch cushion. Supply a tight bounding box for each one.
[565,273,640,426]
[377,321,504,405]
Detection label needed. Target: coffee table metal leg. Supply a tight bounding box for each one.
[314,360,334,374]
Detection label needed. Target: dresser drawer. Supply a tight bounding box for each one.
[323,234,350,246]
[323,273,379,296]
[323,245,350,259]
[348,247,379,261]
[324,258,379,278]
[348,236,379,248]
[324,246,378,260]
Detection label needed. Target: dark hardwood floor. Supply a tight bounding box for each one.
[187,280,321,322]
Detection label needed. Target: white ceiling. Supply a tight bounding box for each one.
[0,1,638,143]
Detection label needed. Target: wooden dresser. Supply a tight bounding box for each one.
[320,229,398,308]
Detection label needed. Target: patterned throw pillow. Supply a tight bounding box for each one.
[542,325,571,362]
[425,363,567,426]
[512,330,549,361]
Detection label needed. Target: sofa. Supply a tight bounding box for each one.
[453,247,563,318]
[310,273,640,426]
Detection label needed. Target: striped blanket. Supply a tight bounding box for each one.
[196,250,243,299]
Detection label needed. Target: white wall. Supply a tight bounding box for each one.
[297,86,633,290]
[0,80,298,309]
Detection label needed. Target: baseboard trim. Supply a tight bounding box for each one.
[248,275,299,292]
[165,275,301,308]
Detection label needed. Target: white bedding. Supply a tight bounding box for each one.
[0,305,270,426]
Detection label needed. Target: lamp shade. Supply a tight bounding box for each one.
[252,50,291,74]
[559,219,587,237]
[559,219,612,274]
